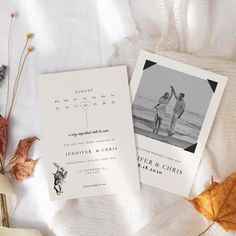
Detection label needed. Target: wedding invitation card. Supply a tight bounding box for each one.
[38,66,140,200]
[130,51,227,197]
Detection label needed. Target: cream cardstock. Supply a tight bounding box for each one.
[37,66,140,200]
[130,51,228,197]
[0,174,41,235]
[0,226,42,236]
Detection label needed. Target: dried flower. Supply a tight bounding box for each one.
[0,65,7,82]
[7,137,39,180]
[9,137,38,165]
[7,160,37,181]
[0,11,38,229]
[27,47,33,52]
[26,33,33,39]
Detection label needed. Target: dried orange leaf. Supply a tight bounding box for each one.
[9,136,38,164]
[190,172,236,233]
[7,136,39,181]
[0,115,8,161]
[8,159,37,181]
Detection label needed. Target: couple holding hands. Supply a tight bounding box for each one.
[153,86,186,136]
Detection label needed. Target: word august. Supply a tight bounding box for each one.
[137,155,183,175]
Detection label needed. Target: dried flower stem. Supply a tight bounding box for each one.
[3,162,10,171]
[0,13,34,229]
[0,153,9,227]
[0,155,5,174]
[0,157,3,173]
[198,221,215,236]
[12,38,30,100]
[1,148,7,174]
[0,194,9,227]
[0,136,9,227]
[5,14,15,117]
[7,50,31,120]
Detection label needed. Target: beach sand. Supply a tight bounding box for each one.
[134,127,193,149]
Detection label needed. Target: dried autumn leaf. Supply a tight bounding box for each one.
[9,136,38,164]
[0,115,8,161]
[8,159,37,181]
[190,172,236,235]
[7,136,39,180]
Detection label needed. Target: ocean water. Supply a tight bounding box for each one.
[132,96,205,144]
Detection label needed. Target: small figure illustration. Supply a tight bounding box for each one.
[52,162,67,195]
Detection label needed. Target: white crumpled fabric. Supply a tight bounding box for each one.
[0,0,236,235]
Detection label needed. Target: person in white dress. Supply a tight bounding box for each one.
[153,87,173,134]
[168,86,186,136]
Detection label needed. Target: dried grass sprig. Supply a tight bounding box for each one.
[5,13,15,117]
[7,47,33,120]
[12,34,32,99]
[0,12,37,228]
[6,33,33,120]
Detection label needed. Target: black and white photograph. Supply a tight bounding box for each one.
[132,62,215,151]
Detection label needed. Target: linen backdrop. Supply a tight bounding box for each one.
[0,0,236,235]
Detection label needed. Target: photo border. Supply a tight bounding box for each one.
[134,59,218,153]
[130,50,228,197]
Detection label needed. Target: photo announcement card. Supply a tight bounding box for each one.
[38,66,140,200]
[130,51,227,197]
